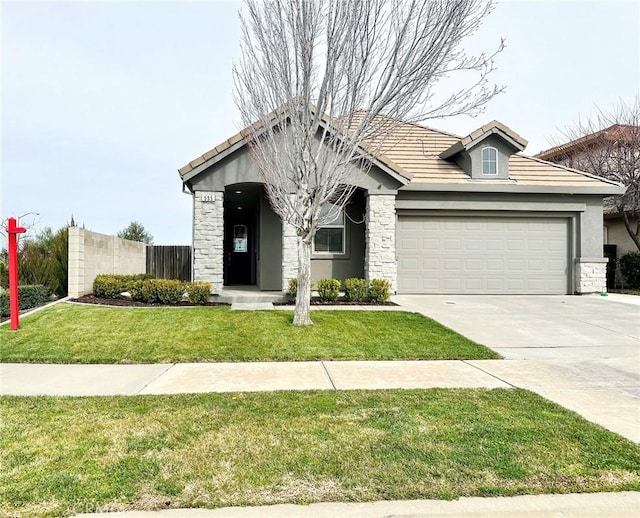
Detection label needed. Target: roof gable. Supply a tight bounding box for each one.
[439,120,528,159]
[178,107,411,188]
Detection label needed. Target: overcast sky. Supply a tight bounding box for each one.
[2,0,638,244]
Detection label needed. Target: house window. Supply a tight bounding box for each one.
[481,146,498,175]
[313,203,345,254]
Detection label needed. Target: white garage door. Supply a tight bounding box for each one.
[397,215,569,294]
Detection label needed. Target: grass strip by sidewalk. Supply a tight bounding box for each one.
[0,303,499,363]
[2,389,639,517]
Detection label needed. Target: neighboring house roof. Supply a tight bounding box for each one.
[179,112,625,193]
[536,124,637,161]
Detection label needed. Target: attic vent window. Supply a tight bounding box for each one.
[482,147,498,175]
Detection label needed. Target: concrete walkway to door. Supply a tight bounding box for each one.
[394,293,640,442]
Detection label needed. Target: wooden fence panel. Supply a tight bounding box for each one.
[146,246,192,281]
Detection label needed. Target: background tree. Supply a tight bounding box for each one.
[117,221,154,244]
[17,226,69,297]
[234,0,503,325]
[546,97,640,250]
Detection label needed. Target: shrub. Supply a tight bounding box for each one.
[19,226,68,297]
[93,274,155,299]
[0,259,8,289]
[128,280,145,302]
[186,282,211,305]
[344,278,367,302]
[317,278,341,302]
[155,279,185,305]
[93,275,128,298]
[368,278,391,304]
[0,284,49,317]
[140,280,160,304]
[287,278,298,300]
[619,252,640,289]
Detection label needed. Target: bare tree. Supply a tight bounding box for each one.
[543,97,640,251]
[234,0,503,325]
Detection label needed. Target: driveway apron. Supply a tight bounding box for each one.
[394,294,640,442]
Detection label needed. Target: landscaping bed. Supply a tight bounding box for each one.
[0,303,499,363]
[71,294,229,308]
[2,389,639,517]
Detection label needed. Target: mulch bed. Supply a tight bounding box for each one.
[70,294,397,308]
[70,294,229,307]
[279,298,398,306]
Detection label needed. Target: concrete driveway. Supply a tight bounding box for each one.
[394,293,640,442]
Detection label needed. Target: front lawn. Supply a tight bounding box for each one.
[0,303,499,363]
[2,389,639,517]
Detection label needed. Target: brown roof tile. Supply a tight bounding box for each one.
[178,110,618,189]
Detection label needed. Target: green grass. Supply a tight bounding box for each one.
[2,389,639,517]
[0,303,499,363]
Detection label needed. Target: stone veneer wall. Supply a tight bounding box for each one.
[575,258,608,294]
[365,194,397,292]
[281,221,298,292]
[68,227,146,298]
[193,190,224,294]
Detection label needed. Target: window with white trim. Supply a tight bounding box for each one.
[313,203,345,254]
[481,146,498,175]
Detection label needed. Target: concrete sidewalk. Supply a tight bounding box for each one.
[3,357,638,442]
[0,360,509,396]
[74,492,640,518]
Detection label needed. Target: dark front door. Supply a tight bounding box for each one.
[224,209,256,285]
[603,244,617,290]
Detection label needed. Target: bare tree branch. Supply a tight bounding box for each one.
[544,96,640,250]
[233,0,503,325]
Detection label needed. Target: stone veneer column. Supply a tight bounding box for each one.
[575,258,608,294]
[365,193,397,293]
[281,220,299,292]
[193,190,224,294]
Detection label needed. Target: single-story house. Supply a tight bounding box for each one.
[178,115,624,295]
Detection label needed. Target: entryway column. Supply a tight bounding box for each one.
[365,193,397,293]
[193,190,224,294]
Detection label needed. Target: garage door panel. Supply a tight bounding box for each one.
[397,215,569,294]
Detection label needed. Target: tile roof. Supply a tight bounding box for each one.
[373,121,609,186]
[536,124,638,161]
[179,113,621,189]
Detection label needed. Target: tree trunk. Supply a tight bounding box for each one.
[293,234,313,326]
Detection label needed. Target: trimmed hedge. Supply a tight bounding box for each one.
[287,276,392,304]
[287,278,298,300]
[344,278,367,302]
[186,282,211,305]
[156,280,185,305]
[93,274,154,298]
[92,275,211,305]
[0,284,49,317]
[620,252,640,289]
[368,278,391,304]
[317,278,341,302]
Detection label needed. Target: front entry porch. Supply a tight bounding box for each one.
[216,285,288,304]
[193,185,396,295]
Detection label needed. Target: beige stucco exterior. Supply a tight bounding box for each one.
[604,216,639,258]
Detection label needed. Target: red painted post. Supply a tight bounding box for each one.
[7,217,27,330]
